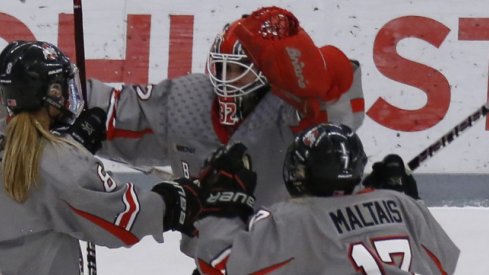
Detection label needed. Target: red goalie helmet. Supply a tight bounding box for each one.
[207,18,269,125]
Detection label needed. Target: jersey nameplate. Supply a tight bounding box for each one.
[329,199,403,234]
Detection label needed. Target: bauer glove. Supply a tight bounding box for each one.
[199,142,257,222]
[152,178,202,236]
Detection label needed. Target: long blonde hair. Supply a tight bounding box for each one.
[2,112,67,202]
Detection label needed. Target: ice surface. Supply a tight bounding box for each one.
[86,207,489,274]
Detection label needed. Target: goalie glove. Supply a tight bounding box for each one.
[363,154,420,200]
[234,6,353,122]
[152,178,203,236]
[199,143,257,222]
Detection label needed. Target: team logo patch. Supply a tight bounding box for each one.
[175,144,196,154]
[302,127,320,147]
[41,43,58,61]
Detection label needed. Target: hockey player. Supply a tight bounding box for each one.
[0,41,202,275]
[193,123,459,274]
[80,7,364,266]
[85,6,364,211]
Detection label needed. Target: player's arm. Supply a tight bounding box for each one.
[195,208,294,275]
[322,59,365,132]
[194,143,293,274]
[42,146,200,248]
[85,78,173,167]
[194,216,247,274]
[192,143,255,273]
[39,149,163,248]
[407,199,460,274]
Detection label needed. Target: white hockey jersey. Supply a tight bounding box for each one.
[194,189,460,275]
[0,137,165,275]
[87,66,364,209]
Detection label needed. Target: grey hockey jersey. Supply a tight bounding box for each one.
[0,139,165,275]
[87,67,364,209]
[194,189,460,275]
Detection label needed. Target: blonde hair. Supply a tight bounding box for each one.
[2,112,68,202]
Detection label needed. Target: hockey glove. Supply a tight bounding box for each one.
[363,154,420,200]
[151,178,202,236]
[65,107,107,154]
[199,143,257,222]
[234,7,352,118]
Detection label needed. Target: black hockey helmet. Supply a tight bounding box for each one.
[283,123,367,197]
[0,40,84,124]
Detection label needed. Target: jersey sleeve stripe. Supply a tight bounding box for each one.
[67,203,139,245]
[106,88,154,140]
[421,244,449,275]
[115,183,140,231]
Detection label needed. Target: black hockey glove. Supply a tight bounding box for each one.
[363,154,420,200]
[66,107,107,154]
[151,178,202,236]
[199,143,257,222]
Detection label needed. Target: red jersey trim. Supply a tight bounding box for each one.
[114,183,140,231]
[106,88,154,140]
[421,244,449,275]
[350,98,365,113]
[251,257,294,275]
[108,128,154,139]
[197,256,294,275]
[67,203,140,246]
[197,258,224,275]
[357,187,376,194]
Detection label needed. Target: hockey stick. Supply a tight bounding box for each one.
[73,1,96,275]
[407,103,489,170]
[73,0,88,105]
